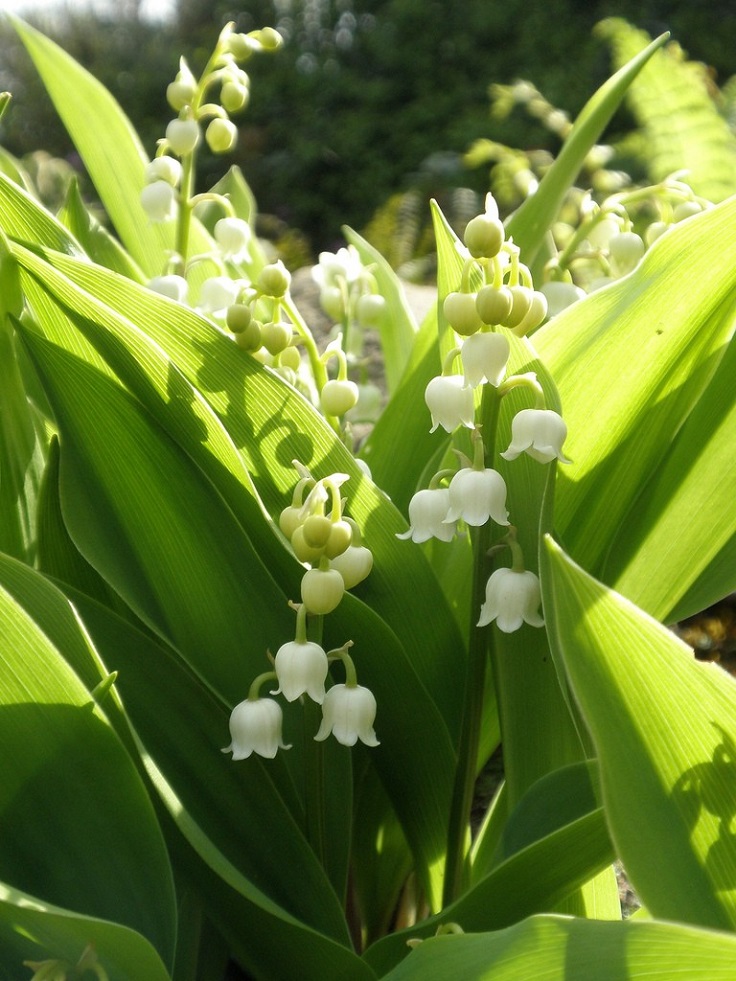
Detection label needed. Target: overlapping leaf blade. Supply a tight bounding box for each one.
[541,535,736,930]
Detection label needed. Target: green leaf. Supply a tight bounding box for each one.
[0,564,177,964]
[0,170,82,255]
[343,226,418,394]
[505,31,669,271]
[535,196,736,593]
[14,245,465,910]
[0,881,172,981]
[541,535,736,930]
[378,915,736,981]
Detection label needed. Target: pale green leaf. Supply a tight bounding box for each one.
[541,535,736,930]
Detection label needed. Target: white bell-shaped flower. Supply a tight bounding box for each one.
[314,683,379,747]
[148,274,189,304]
[140,180,177,222]
[214,217,252,262]
[396,487,456,543]
[425,375,475,434]
[272,639,329,703]
[461,331,510,388]
[198,276,243,316]
[222,697,290,759]
[444,467,509,527]
[477,567,544,633]
[329,545,373,589]
[501,408,571,464]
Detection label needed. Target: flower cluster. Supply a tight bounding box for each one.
[399,194,572,632]
[223,612,378,760]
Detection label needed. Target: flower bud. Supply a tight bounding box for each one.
[355,292,386,325]
[279,504,303,540]
[323,519,353,559]
[206,117,238,154]
[673,201,702,222]
[166,60,198,111]
[320,379,359,416]
[258,260,292,297]
[320,286,345,321]
[291,526,324,564]
[463,214,505,258]
[501,285,533,329]
[261,321,292,356]
[279,346,301,372]
[301,566,345,614]
[512,289,548,335]
[144,156,182,187]
[302,514,333,549]
[329,544,373,588]
[475,285,513,325]
[166,118,201,157]
[140,181,177,222]
[221,81,250,114]
[443,291,483,336]
[226,302,252,333]
[234,319,263,352]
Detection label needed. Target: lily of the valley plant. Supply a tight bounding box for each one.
[1,13,736,981]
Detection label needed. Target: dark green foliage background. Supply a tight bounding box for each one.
[1,0,735,250]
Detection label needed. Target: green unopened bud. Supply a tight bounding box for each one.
[258,260,291,297]
[206,117,238,154]
[475,284,513,325]
[673,201,702,222]
[166,117,200,156]
[511,289,548,336]
[221,81,250,114]
[320,379,359,416]
[279,346,301,371]
[443,291,483,336]
[226,32,259,61]
[144,155,182,187]
[355,292,386,325]
[302,514,333,549]
[291,526,324,564]
[463,213,505,258]
[323,519,353,559]
[235,320,263,352]
[226,302,252,333]
[261,321,292,356]
[252,27,283,51]
[301,566,345,614]
[501,285,533,329]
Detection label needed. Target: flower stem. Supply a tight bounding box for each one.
[443,385,500,906]
[304,613,327,867]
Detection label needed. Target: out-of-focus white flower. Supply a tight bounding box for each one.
[501,409,571,464]
[272,639,329,704]
[198,276,243,316]
[312,246,363,291]
[477,567,544,633]
[425,375,475,434]
[396,487,456,543]
[140,181,177,222]
[460,331,510,388]
[148,275,189,304]
[214,217,252,262]
[222,697,290,759]
[144,155,183,187]
[314,683,379,747]
[540,281,585,318]
[444,467,509,527]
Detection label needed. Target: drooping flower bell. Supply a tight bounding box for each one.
[501,408,571,464]
[271,603,329,703]
[477,567,544,633]
[425,374,475,434]
[214,217,252,262]
[396,486,456,543]
[315,683,380,747]
[222,687,290,759]
[460,331,510,388]
[444,466,509,527]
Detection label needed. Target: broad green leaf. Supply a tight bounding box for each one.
[505,32,668,272]
[343,226,418,394]
[364,803,613,975]
[0,881,172,981]
[541,535,736,930]
[603,329,736,622]
[14,245,465,910]
[379,915,736,981]
[0,569,176,964]
[535,197,736,589]
[0,170,82,256]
